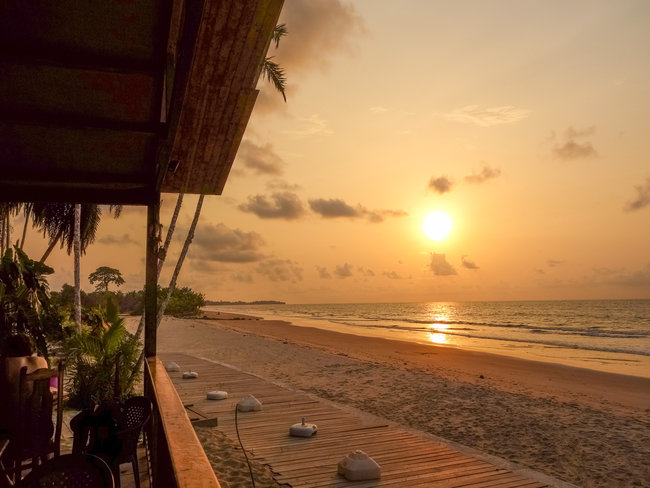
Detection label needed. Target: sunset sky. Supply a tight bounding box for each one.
[22,0,650,304]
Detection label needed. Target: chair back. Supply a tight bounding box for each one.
[17,453,115,488]
[114,397,152,464]
[16,362,64,459]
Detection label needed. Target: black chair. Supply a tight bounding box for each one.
[17,453,114,488]
[71,397,152,488]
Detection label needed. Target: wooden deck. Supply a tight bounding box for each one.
[161,353,559,488]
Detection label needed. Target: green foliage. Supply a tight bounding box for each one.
[63,299,142,409]
[88,266,124,293]
[0,246,61,359]
[159,286,205,317]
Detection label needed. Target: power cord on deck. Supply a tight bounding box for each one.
[234,405,256,488]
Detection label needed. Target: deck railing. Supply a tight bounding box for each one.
[144,358,220,488]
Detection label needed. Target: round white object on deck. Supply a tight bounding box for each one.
[337,450,381,481]
[182,371,199,379]
[165,362,181,372]
[237,394,262,412]
[207,390,228,400]
[289,417,318,437]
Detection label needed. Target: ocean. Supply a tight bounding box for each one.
[205,299,650,378]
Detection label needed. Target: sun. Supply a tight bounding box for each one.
[422,211,453,241]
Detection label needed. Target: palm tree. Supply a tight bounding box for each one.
[28,203,122,327]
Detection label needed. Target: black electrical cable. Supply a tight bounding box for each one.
[235,404,256,488]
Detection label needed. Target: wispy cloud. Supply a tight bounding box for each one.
[238,192,306,220]
[551,126,598,160]
[370,106,388,113]
[236,140,284,175]
[428,176,453,194]
[429,253,457,276]
[464,164,501,184]
[283,114,332,137]
[547,259,563,268]
[98,233,139,246]
[461,255,479,270]
[624,177,650,212]
[308,198,407,223]
[256,259,303,282]
[193,223,265,263]
[446,105,530,127]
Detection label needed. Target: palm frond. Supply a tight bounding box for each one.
[262,56,287,102]
[271,23,287,48]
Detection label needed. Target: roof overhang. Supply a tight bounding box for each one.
[0,0,283,205]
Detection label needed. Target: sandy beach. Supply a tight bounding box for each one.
[152,312,650,488]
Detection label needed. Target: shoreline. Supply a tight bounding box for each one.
[152,313,650,487]
[198,310,650,415]
[204,305,650,379]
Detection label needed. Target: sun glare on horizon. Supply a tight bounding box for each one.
[423,211,453,241]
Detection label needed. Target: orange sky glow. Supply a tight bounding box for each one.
[20,0,650,304]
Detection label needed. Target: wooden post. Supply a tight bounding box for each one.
[145,200,160,358]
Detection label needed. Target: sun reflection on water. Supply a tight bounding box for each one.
[427,319,449,345]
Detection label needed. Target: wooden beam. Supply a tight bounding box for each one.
[145,200,160,358]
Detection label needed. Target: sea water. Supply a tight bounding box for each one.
[205,299,650,378]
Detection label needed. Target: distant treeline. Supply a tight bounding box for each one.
[205,300,285,306]
[51,284,205,317]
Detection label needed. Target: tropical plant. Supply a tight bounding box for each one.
[0,246,61,360]
[159,286,205,317]
[63,299,141,409]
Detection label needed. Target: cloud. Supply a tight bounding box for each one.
[266,179,302,191]
[236,140,284,175]
[334,263,353,278]
[316,266,332,279]
[624,177,650,212]
[238,192,306,220]
[429,253,457,276]
[193,223,265,263]
[283,114,332,137]
[464,164,501,184]
[256,259,303,282]
[231,273,253,283]
[446,105,530,127]
[308,198,407,223]
[383,271,402,279]
[461,255,479,270]
[358,267,375,277]
[547,259,563,268]
[98,233,139,246]
[591,264,650,287]
[254,1,364,115]
[370,106,388,113]
[552,126,598,160]
[275,0,364,75]
[428,176,453,195]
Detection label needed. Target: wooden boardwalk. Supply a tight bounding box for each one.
[161,353,556,488]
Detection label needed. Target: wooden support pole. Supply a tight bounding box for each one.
[145,199,160,358]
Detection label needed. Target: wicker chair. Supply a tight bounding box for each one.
[17,453,114,488]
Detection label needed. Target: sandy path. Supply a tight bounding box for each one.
[153,313,650,488]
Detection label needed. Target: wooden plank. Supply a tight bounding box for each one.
[161,354,555,488]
